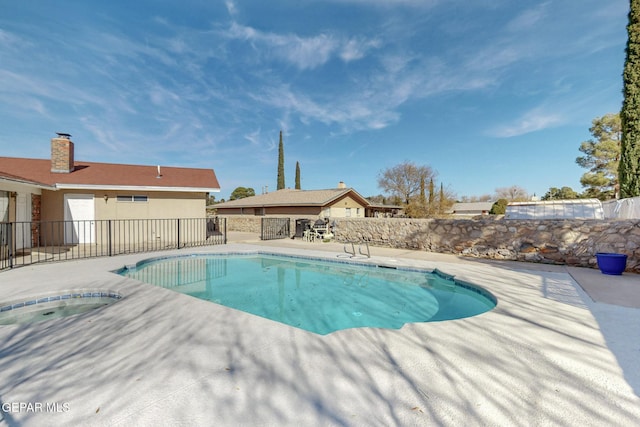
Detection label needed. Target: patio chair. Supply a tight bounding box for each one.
[311,219,328,240]
[303,228,315,242]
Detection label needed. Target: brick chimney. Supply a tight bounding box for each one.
[51,132,74,173]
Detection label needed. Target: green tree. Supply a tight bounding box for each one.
[576,113,621,200]
[404,201,426,218]
[230,187,256,200]
[377,161,435,205]
[277,131,285,190]
[206,194,216,205]
[436,182,456,215]
[490,199,508,215]
[295,161,301,189]
[541,186,579,200]
[620,0,640,197]
[406,175,429,218]
[428,177,435,213]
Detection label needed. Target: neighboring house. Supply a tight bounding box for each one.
[451,202,495,217]
[366,203,404,218]
[0,133,220,249]
[212,184,370,218]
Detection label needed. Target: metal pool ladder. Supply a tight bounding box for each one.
[344,241,370,258]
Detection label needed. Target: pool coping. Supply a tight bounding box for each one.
[0,243,639,426]
[0,290,123,315]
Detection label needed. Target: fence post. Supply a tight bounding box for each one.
[177,218,181,249]
[224,217,227,244]
[8,222,13,269]
[108,220,112,257]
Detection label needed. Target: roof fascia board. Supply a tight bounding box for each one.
[54,183,220,192]
[0,176,55,190]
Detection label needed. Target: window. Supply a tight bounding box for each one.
[345,208,351,217]
[117,195,148,202]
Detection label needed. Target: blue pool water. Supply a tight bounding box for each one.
[120,253,496,335]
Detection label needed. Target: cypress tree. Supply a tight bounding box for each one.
[428,177,435,209]
[419,176,426,202]
[277,131,285,190]
[295,161,301,189]
[619,0,640,197]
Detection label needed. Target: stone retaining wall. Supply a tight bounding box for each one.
[218,215,639,272]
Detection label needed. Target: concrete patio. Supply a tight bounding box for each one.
[0,234,639,426]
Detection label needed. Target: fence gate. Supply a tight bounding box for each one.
[261,218,290,240]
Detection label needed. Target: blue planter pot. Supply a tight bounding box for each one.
[596,253,628,275]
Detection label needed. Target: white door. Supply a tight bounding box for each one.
[64,194,95,244]
[15,193,31,249]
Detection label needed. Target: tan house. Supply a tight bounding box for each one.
[0,133,220,249]
[213,184,370,218]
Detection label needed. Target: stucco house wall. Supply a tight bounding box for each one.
[41,190,207,222]
[324,195,366,218]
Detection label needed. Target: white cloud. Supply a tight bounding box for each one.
[0,69,110,109]
[148,85,181,106]
[506,3,549,32]
[167,37,188,54]
[225,22,377,69]
[249,81,404,134]
[326,0,440,8]
[225,1,238,16]
[340,38,380,62]
[490,109,564,138]
[244,129,262,146]
[81,32,177,68]
[464,43,528,74]
[0,29,25,49]
[80,119,124,152]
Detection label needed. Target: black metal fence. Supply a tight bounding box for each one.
[261,217,290,240]
[0,217,226,270]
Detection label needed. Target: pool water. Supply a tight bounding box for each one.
[121,253,496,335]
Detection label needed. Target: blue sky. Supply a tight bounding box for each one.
[0,0,629,201]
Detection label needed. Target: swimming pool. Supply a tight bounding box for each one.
[119,253,496,335]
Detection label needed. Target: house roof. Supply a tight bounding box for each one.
[0,157,220,192]
[452,202,495,212]
[214,188,370,208]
